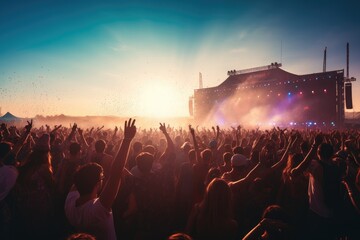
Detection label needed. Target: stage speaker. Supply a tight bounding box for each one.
[345,83,353,109]
[189,98,194,116]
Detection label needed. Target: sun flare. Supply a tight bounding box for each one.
[137,82,182,117]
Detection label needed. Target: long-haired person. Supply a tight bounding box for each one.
[186,178,238,239]
[14,133,56,239]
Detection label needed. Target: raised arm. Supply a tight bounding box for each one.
[250,134,266,163]
[95,125,105,135]
[159,123,175,159]
[112,126,118,141]
[215,125,220,143]
[229,160,264,189]
[77,128,89,148]
[291,134,323,177]
[189,125,201,164]
[9,120,32,158]
[51,124,62,134]
[99,118,136,210]
[270,133,298,171]
[236,125,241,147]
[63,123,77,145]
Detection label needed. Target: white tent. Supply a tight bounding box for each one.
[0,112,23,123]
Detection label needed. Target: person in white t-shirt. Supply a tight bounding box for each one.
[65,119,136,240]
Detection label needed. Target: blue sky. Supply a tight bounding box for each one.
[1,0,359,117]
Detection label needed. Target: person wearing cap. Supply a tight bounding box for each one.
[222,153,251,182]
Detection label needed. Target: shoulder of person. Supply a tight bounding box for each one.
[309,159,321,171]
[3,164,19,174]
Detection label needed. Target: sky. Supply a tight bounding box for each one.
[0,0,360,118]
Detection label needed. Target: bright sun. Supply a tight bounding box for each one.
[138,82,182,117]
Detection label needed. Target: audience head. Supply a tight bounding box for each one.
[95,140,106,153]
[181,141,192,154]
[209,140,217,150]
[174,135,182,148]
[261,205,289,238]
[201,149,212,164]
[233,146,244,155]
[300,140,309,155]
[205,167,221,186]
[223,144,232,154]
[143,145,156,156]
[168,233,193,240]
[34,133,51,152]
[69,142,81,157]
[201,178,232,220]
[67,233,96,240]
[74,163,103,195]
[136,152,154,174]
[223,152,232,165]
[317,143,334,161]
[231,153,249,168]
[132,141,143,153]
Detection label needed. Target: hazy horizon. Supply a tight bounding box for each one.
[1,0,360,118]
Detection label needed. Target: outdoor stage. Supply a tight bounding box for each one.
[190,63,348,128]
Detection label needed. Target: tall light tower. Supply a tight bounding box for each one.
[199,72,203,89]
[344,42,356,110]
[323,47,327,72]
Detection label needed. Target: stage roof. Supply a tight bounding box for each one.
[216,67,343,88]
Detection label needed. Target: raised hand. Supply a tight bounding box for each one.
[124,118,136,140]
[51,124,62,133]
[289,132,297,143]
[314,133,323,147]
[159,123,167,134]
[71,123,77,132]
[77,128,84,136]
[237,125,241,133]
[96,125,104,132]
[25,119,33,133]
[189,125,195,136]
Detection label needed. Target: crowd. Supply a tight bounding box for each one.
[1,119,360,240]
